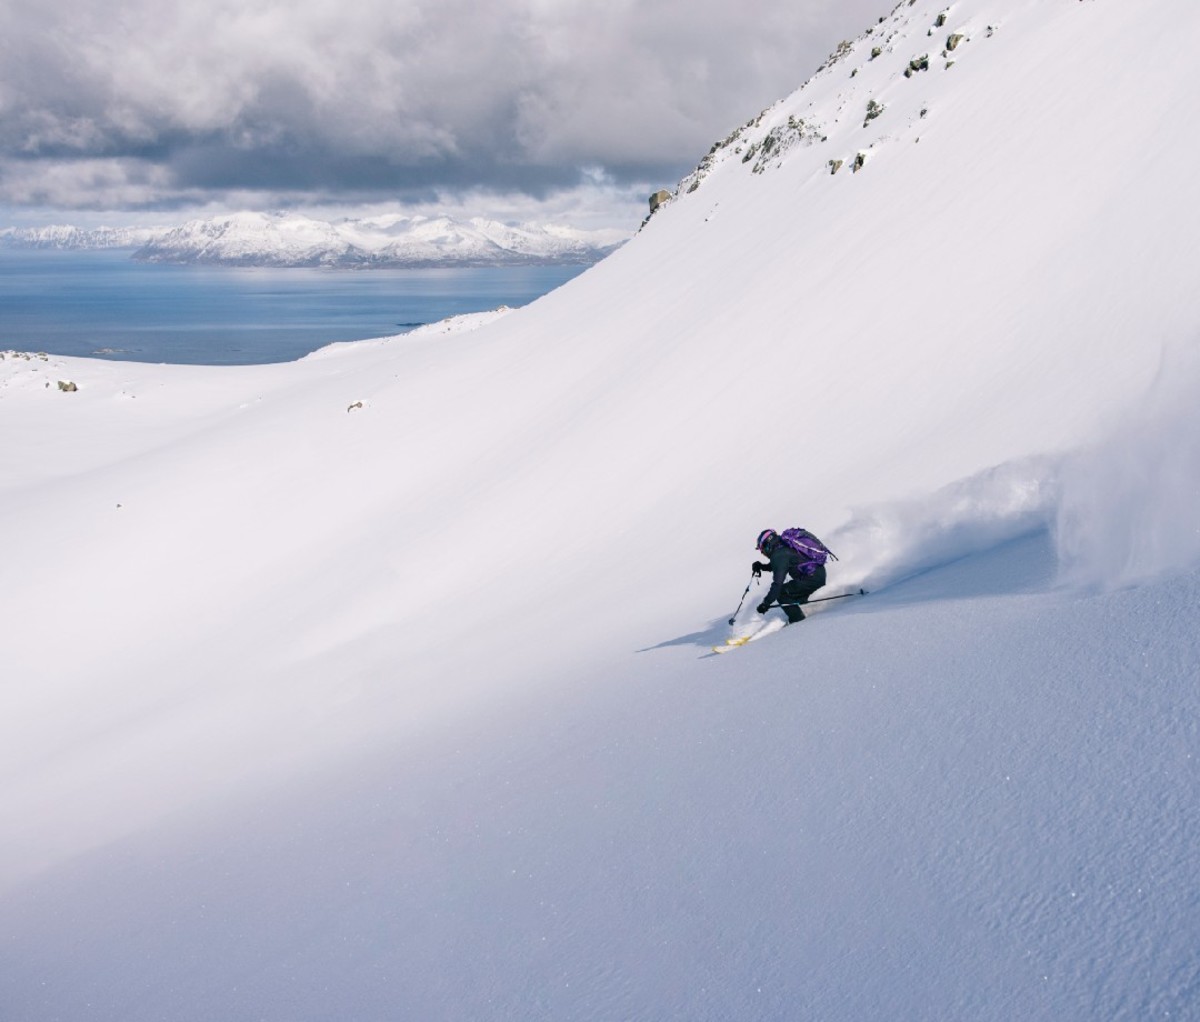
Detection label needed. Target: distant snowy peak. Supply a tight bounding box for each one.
[137,212,350,267]
[0,224,166,250]
[134,212,628,268]
[1,212,628,267]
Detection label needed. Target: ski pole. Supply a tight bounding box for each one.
[765,587,867,610]
[728,573,760,625]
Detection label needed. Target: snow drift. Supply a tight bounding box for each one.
[2,1,1198,1019]
[1055,342,1200,588]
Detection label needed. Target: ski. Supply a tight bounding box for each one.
[712,619,787,653]
[712,588,868,653]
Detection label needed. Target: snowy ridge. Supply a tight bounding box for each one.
[669,0,1020,201]
[301,307,517,360]
[2,2,1199,1019]
[0,224,166,250]
[1,211,627,267]
[133,211,628,267]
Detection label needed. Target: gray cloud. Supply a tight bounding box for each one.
[0,0,888,221]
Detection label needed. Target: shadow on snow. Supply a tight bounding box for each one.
[641,528,1057,653]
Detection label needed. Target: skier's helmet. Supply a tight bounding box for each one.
[756,529,778,552]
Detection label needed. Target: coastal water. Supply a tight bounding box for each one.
[0,249,588,366]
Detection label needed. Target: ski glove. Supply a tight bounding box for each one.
[756,601,770,615]
[751,562,765,577]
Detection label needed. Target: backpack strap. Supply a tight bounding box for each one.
[782,527,839,562]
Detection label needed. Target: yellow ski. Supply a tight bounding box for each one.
[712,635,753,654]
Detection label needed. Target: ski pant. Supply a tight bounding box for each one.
[777,564,826,623]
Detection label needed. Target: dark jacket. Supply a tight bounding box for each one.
[759,542,800,607]
[758,539,826,607]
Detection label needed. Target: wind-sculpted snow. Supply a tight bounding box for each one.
[816,343,1200,597]
[1056,343,1200,589]
[806,343,1200,596]
[830,456,1059,595]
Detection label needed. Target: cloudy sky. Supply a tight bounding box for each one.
[1,0,887,229]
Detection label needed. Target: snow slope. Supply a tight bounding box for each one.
[2,1,1199,1018]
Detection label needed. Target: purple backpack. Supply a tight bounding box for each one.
[778,527,835,572]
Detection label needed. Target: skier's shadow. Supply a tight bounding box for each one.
[639,530,1058,655]
[636,617,732,653]
[637,586,876,656]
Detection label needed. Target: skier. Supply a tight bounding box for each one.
[752,528,828,624]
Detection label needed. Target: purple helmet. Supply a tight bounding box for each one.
[756,529,778,552]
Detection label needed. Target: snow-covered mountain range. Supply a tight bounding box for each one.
[0,224,163,250]
[2,2,1198,1019]
[1,212,628,267]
